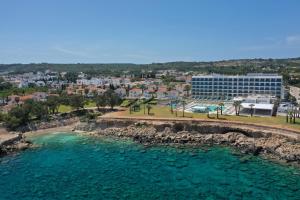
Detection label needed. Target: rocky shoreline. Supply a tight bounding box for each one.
[0,134,32,157]
[75,119,300,165]
[1,117,300,165]
[0,117,79,157]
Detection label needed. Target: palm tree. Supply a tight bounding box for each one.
[249,104,255,117]
[233,101,241,116]
[140,84,146,94]
[146,104,152,115]
[293,108,296,124]
[182,99,186,117]
[218,102,224,115]
[183,85,191,97]
[216,106,219,119]
[174,99,178,117]
[170,100,174,114]
[142,97,146,115]
[289,110,293,123]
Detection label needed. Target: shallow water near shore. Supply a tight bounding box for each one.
[0,132,300,199]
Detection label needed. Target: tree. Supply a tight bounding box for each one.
[104,89,121,110]
[233,101,241,116]
[218,102,224,115]
[182,100,186,117]
[69,95,85,110]
[249,104,255,117]
[142,98,146,115]
[140,85,146,94]
[46,95,60,114]
[170,100,174,114]
[184,85,191,97]
[84,88,89,97]
[216,107,219,119]
[5,106,30,130]
[146,104,152,115]
[95,94,107,111]
[0,78,12,90]
[293,108,296,124]
[31,101,49,120]
[64,72,78,83]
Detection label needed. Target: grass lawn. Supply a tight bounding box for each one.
[58,101,97,113]
[119,105,300,131]
[85,101,96,108]
[58,105,72,113]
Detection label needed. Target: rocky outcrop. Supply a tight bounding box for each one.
[0,134,32,156]
[75,119,300,164]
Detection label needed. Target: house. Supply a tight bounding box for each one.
[143,89,155,99]
[32,92,48,101]
[156,87,168,100]
[35,81,46,87]
[129,88,143,99]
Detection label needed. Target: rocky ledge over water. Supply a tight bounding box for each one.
[75,119,300,164]
[0,134,32,157]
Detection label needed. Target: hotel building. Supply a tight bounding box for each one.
[191,73,284,100]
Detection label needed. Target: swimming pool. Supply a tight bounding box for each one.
[191,105,224,113]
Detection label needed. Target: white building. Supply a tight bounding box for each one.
[235,95,276,116]
[128,88,143,99]
[192,73,284,100]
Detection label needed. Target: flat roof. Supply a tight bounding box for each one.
[241,103,274,110]
[192,74,282,78]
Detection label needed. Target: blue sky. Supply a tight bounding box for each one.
[0,0,300,63]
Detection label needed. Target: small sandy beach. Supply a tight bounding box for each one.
[24,124,76,138]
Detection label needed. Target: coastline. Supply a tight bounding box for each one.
[74,118,300,166]
[24,124,76,138]
[0,122,78,157]
[1,117,300,167]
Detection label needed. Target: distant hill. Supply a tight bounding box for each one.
[1,57,300,76]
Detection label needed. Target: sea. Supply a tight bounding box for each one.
[0,132,299,200]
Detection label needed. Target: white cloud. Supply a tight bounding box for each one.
[286,35,300,45]
[52,46,88,57]
[241,34,300,52]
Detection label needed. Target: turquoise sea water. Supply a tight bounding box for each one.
[0,132,300,200]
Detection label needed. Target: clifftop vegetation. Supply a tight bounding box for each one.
[1,57,300,85]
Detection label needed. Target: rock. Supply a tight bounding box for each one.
[71,119,300,165]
